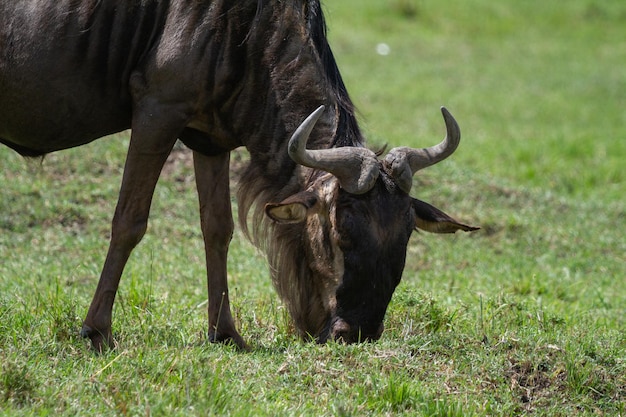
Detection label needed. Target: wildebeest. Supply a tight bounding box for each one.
[0,0,478,350]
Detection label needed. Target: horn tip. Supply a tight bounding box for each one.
[440,106,459,129]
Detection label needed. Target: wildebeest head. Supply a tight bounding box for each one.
[266,106,478,343]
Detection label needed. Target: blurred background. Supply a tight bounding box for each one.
[326,0,625,201]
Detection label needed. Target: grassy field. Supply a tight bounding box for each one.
[1,0,624,415]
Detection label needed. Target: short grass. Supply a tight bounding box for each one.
[1,0,625,415]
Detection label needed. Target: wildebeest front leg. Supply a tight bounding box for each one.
[193,151,248,350]
[81,107,180,351]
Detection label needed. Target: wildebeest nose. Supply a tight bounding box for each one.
[331,319,385,343]
[330,318,351,342]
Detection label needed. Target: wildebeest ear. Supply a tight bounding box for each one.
[265,191,320,224]
[411,198,480,234]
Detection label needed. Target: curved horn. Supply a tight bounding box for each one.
[384,107,461,194]
[288,105,380,195]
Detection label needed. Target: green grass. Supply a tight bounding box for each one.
[1,0,625,415]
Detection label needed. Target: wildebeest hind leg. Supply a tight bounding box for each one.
[193,151,248,350]
[81,107,181,352]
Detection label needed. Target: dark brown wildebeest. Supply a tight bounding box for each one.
[0,0,478,350]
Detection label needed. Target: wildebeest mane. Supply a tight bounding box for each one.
[250,0,363,149]
[305,0,363,149]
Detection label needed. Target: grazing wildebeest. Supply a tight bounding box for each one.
[0,0,478,350]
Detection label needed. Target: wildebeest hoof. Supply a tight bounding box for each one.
[80,324,115,353]
[208,329,250,351]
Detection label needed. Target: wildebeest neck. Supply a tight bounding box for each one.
[235,2,367,339]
